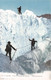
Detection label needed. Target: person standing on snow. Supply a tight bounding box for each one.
[17,6,22,14]
[5,41,17,61]
[29,38,37,50]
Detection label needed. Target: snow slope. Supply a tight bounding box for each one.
[0,9,51,74]
[0,48,50,74]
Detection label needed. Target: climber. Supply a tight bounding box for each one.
[17,6,22,14]
[29,38,37,50]
[5,41,17,61]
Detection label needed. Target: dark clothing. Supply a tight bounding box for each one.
[5,43,16,60]
[6,51,12,60]
[5,44,16,52]
[17,6,22,14]
[29,39,37,50]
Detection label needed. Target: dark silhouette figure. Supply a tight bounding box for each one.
[5,41,16,61]
[29,38,37,50]
[17,6,22,14]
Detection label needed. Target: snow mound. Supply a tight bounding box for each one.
[0,53,26,74]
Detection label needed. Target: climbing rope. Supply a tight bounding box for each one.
[12,43,38,59]
[17,44,30,49]
[12,44,31,59]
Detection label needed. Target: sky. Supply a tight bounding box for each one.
[0,0,51,15]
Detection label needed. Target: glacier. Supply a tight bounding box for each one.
[0,9,51,74]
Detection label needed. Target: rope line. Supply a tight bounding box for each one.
[12,44,31,59]
[17,44,30,49]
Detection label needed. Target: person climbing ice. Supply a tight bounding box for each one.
[5,41,17,61]
[17,6,22,14]
[29,38,37,50]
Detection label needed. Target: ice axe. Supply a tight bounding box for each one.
[12,49,17,60]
